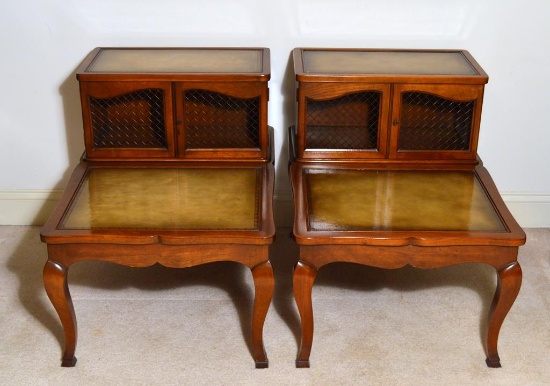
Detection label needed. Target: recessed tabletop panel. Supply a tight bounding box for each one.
[306,170,505,232]
[86,48,265,74]
[299,50,478,76]
[61,168,260,230]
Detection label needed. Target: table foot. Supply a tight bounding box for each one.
[293,261,318,368]
[43,259,78,367]
[485,357,501,368]
[486,261,522,368]
[296,359,310,368]
[255,360,269,369]
[61,357,77,367]
[251,261,274,368]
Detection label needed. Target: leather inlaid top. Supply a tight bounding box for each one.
[85,48,265,74]
[299,50,477,76]
[306,169,505,232]
[61,168,260,230]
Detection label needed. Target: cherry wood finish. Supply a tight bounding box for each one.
[42,163,275,369]
[289,48,525,368]
[77,47,270,161]
[42,48,275,368]
[293,48,487,162]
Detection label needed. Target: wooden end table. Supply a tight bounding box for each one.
[41,161,275,367]
[290,160,524,368]
[289,48,526,368]
[41,47,275,368]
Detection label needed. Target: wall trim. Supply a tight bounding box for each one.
[496,192,550,228]
[1,189,549,228]
[0,190,63,226]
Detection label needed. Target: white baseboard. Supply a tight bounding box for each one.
[0,190,63,226]
[497,193,550,228]
[1,189,549,228]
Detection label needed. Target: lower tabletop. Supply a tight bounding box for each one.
[41,161,275,244]
[291,163,525,246]
[62,167,260,230]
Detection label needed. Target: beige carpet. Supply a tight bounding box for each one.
[1,226,549,385]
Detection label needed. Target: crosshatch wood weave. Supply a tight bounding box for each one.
[89,89,167,149]
[306,91,381,150]
[399,92,475,151]
[184,89,261,149]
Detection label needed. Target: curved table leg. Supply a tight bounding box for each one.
[293,261,318,368]
[486,261,522,368]
[43,259,78,367]
[251,260,274,368]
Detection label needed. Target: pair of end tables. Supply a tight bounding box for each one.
[41,47,525,369]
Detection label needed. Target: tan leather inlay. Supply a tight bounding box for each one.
[302,51,476,75]
[62,168,260,230]
[88,49,263,73]
[306,170,505,232]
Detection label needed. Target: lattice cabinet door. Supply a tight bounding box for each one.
[175,82,269,160]
[297,83,391,160]
[389,84,484,160]
[80,81,176,159]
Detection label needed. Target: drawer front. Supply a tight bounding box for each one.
[175,82,268,160]
[297,83,391,160]
[80,81,175,159]
[390,84,484,160]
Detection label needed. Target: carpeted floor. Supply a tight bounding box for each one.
[0,226,549,385]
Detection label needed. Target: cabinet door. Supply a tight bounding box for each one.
[80,81,175,159]
[390,84,484,160]
[297,83,390,160]
[175,82,268,160]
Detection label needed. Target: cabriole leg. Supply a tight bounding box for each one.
[486,261,522,368]
[293,261,318,368]
[43,259,78,367]
[251,260,274,368]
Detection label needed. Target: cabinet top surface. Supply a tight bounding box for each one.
[294,48,487,82]
[77,48,269,78]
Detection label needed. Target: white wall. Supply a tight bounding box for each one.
[1,0,550,226]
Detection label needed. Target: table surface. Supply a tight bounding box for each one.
[300,50,476,75]
[82,48,267,74]
[293,48,488,84]
[305,169,505,232]
[290,162,527,247]
[60,167,262,231]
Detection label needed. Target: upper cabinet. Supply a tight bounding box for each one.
[77,47,270,161]
[293,48,488,162]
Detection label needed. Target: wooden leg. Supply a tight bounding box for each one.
[293,261,318,368]
[486,261,522,368]
[43,259,78,367]
[251,260,274,368]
